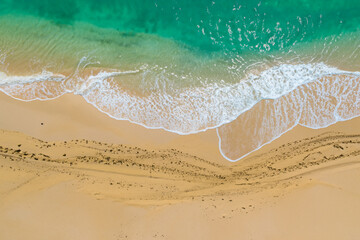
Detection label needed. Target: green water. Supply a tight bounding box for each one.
[0,0,359,109]
[0,0,359,77]
[0,0,359,160]
[1,0,360,52]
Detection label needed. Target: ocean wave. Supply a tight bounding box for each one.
[0,62,359,161]
[0,71,65,86]
[217,73,360,161]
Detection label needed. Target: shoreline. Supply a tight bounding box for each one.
[1,62,359,136]
[1,1,360,238]
[0,91,226,163]
[1,91,360,163]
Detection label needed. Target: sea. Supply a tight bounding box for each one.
[0,0,359,161]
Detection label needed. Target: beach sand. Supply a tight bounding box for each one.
[1,91,360,240]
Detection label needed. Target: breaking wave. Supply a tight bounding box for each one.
[0,60,359,161]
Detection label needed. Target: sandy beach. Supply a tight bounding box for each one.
[0,91,360,240]
[1,1,359,239]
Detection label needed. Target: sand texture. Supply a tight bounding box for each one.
[1,92,360,240]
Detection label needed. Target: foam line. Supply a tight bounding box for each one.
[0,63,359,162]
[217,73,360,161]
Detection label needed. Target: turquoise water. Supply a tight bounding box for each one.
[1,0,359,53]
[0,0,359,160]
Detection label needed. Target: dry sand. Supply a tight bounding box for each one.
[0,91,360,240]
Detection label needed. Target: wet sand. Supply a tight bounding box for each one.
[0,92,360,240]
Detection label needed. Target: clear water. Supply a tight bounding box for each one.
[0,0,359,160]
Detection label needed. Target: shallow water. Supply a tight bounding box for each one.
[0,0,359,160]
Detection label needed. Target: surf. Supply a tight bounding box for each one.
[0,0,359,161]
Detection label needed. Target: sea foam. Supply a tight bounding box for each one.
[0,62,359,161]
[218,73,360,161]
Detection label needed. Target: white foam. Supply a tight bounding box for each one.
[0,71,65,86]
[78,63,355,134]
[0,62,359,162]
[217,73,360,161]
